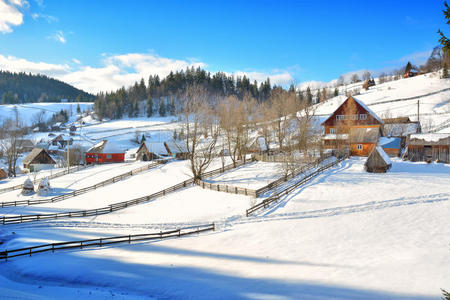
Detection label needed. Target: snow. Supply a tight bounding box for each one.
[409,133,450,142]
[314,73,450,134]
[0,74,449,299]
[205,161,283,189]
[1,158,449,299]
[0,103,93,126]
[375,146,392,165]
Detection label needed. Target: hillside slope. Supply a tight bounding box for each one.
[0,71,94,104]
[313,72,450,133]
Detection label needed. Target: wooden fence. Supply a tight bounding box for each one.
[0,164,94,195]
[197,180,258,197]
[1,160,251,225]
[246,155,347,216]
[197,154,332,198]
[0,160,168,208]
[0,223,214,261]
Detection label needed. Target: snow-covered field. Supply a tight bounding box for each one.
[205,161,284,189]
[0,157,448,299]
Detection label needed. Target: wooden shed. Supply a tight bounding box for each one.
[164,140,189,159]
[365,146,392,173]
[22,148,56,172]
[406,133,450,163]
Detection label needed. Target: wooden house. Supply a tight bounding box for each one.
[135,141,159,161]
[164,140,189,159]
[0,169,7,180]
[382,117,421,148]
[51,134,73,148]
[406,133,450,163]
[85,140,125,164]
[321,96,384,156]
[22,148,56,172]
[365,146,392,173]
[17,139,35,153]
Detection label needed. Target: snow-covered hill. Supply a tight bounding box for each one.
[313,72,450,133]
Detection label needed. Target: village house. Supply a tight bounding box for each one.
[164,140,189,159]
[406,133,450,163]
[22,148,56,172]
[321,96,384,156]
[17,139,35,153]
[50,134,73,149]
[85,140,125,164]
[382,117,421,147]
[135,141,159,161]
[0,169,7,180]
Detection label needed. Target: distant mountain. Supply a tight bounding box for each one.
[0,70,94,104]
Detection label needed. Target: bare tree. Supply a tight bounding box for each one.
[351,73,360,83]
[181,85,219,180]
[1,117,25,177]
[269,89,296,151]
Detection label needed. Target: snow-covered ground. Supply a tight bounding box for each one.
[0,157,448,299]
[205,161,284,190]
[0,161,150,206]
[0,102,93,127]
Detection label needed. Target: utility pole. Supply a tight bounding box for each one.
[417,100,420,126]
[67,142,70,173]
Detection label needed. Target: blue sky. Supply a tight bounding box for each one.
[0,0,446,93]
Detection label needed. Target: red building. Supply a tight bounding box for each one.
[85,140,125,164]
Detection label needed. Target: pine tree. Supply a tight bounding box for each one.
[334,88,339,97]
[442,289,450,300]
[315,90,321,103]
[173,130,177,140]
[443,63,449,78]
[306,87,312,105]
[140,134,146,143]
[76,103,81,114]
[146,97,153,117]
[159,98,166,117]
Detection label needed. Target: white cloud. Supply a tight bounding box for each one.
[0,54,69,74]
[0,52,297,94]
[0,0,27,33]
[31,12,58,23]
[51,30,66,43]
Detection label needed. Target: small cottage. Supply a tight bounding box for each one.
[22,148,56,172]
[135,141,159,161]
[17,139,35,153]
[406,133,450,163]
[365,146,392,173]
[348,127,381,156]
[85,140,125,164]
[164,140,189,159]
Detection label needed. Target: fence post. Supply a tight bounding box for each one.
[129,235,131,244]
[160,231,162,239]
[52,244,54,253]
[212,223,215,231]
[100,238,102,247]
[29,248,32,257]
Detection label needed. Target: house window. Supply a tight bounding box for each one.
[106,154,112,159]
[360,114,367,120]
[330,128,336,134]
[357,144,363,150]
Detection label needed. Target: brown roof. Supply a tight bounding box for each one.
[349,127,380,143]
[22,148,56,165]
[382,117,411,124]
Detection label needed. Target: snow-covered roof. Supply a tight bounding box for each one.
[349,127,380,143]
[87,140,124,154]
[379,137,401,149]
[409,133,450,143]
[383,123,420,137]
[376,146,392,165]
[352,97,384,124]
